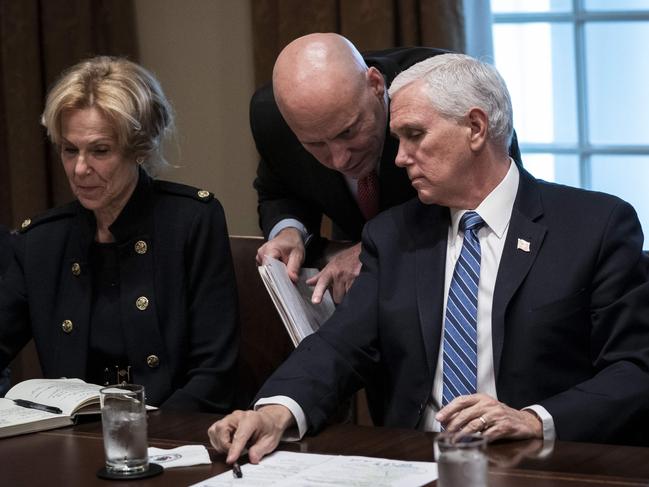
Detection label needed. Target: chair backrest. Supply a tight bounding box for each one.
[9,341,42,386]
[229,236,294,408]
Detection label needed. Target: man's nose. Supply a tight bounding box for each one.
[328,142,351,170]
[394,142,409,167]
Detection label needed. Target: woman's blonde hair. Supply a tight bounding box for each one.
[41,56,174,175]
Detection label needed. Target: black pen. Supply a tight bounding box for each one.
[232,461,243,478]
[13,399,63,415]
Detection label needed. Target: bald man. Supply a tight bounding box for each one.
[253,33,523,303]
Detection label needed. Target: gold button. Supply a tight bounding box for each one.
[146,355,160,368]
[197,190,210,199]
[21,219,31,229]
[71,262,81,276]
[134,240,148,254]
[135,296,149,310]
[61,319,73,333]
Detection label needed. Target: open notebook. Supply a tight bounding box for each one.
[0,378,104,438]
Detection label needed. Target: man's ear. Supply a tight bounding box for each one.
[366,67,385,98]
[467,107,488,151]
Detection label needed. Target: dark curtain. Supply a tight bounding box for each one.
[0,0,138,229]
[251,0,465,87]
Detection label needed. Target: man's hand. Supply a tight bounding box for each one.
[436,393,543,441]
[207,405,295,465]
[306,242,362,304]
[256,228,305,282]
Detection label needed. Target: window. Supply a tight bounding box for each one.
[491,0,649,237]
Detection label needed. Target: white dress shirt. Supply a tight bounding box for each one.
[259,160,555,441]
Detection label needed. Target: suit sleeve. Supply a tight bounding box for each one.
[160,199,239,413]
[0,232,32,370]
[250,85,324,239]
[255,222,383,432]
[538,200,649,444]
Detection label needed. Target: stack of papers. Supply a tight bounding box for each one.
[258,257,336,346]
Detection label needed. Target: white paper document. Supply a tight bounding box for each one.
[189,451,438,487]
[258,256,336,346]
[148,445,211,469]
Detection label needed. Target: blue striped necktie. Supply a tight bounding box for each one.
[442,211,484,406]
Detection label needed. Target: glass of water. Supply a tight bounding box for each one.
[435,433,487,487]
[100,384,149,475]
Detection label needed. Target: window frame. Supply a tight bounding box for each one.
[492,0,649,189]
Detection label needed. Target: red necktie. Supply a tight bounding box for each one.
[357,170,380,220]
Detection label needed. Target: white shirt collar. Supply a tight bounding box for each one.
[449,159,519,238]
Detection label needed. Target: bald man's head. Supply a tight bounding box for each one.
[273,33,367,109]
[272,33,388,179]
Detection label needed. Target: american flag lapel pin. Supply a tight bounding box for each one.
[517,238,531,252]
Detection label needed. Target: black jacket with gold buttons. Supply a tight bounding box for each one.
[0,170,239,412]
[0,225,10,277]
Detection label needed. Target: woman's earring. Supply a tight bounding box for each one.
[136,157,144,165]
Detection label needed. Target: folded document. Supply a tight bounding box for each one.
[148,445,211,469]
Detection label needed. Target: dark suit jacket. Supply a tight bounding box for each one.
[251,47,522,252]
[257,168,649,445]
[0,170,239,412]
[0,225,10,277]
[0,225,11,396]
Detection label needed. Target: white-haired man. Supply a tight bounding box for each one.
[213,54,649,464]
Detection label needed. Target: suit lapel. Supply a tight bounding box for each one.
[413,204,449,379]
[492,170,547,377]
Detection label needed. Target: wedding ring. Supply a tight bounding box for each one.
[479,415,488,431]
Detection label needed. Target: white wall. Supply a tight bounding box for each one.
[134,0,260,235]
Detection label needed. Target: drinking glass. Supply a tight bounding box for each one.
[100,384,149,475]
[435,433,487,487]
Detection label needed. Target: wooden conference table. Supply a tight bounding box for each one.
[2,410,649,486]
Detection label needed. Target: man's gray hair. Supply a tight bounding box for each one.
[388,54,514,150]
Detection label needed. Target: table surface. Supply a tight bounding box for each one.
[2,410,649,486]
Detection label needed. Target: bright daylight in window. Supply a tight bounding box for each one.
[491,0,649,239]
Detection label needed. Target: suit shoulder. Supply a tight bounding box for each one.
[250,82,274,108]
[153,179,215,204]
[18,202,78,234]
[537,179,629,209]
[364,47,451,83]
[367,197,424,231]
[384,196,424,218]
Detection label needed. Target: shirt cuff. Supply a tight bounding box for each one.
[269,219,309,242]
[254,396,308,441]
[524,404,556,442]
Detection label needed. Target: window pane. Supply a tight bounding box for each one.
[585,0,649,11]
[586,22,649,145]
[591,155,649,240]
[522,153,580,187]
[492,0,572,13]
[494,23,577,145]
